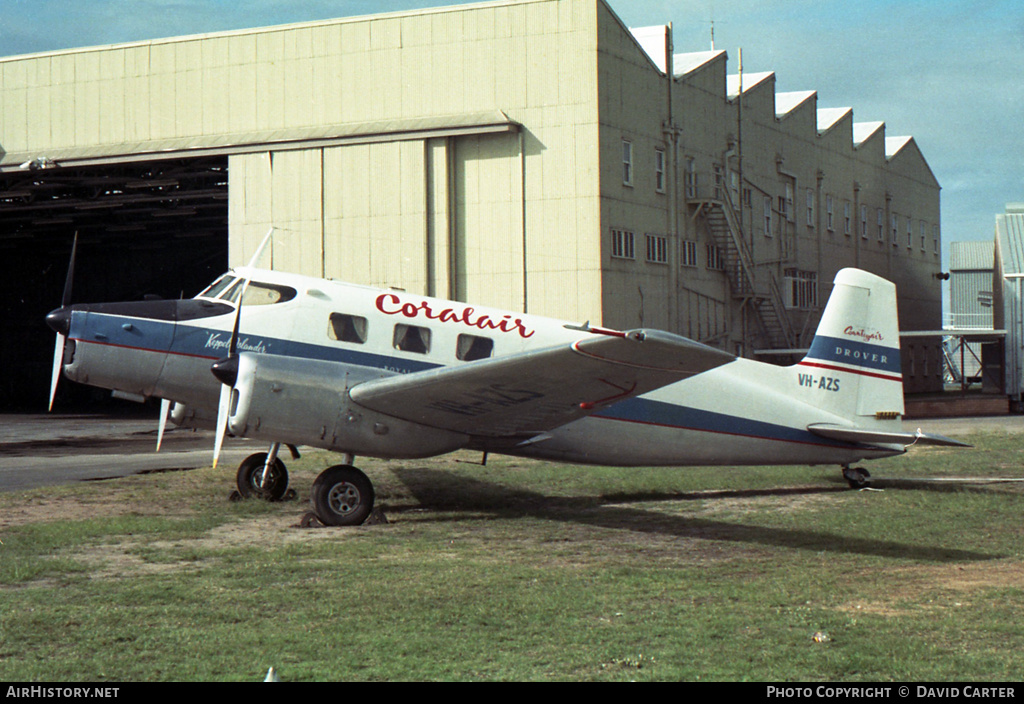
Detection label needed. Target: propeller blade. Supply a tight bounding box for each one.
[62,233,78,307]
[156,398,171,452]
[213,384,232,469]
[48,234,78,412]
[48,333,65,412]
[229,292,244,356]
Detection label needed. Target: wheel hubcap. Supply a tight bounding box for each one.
[249,466,280,492]
[327,482,361,516]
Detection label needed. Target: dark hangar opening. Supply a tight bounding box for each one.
[1,157,229,411]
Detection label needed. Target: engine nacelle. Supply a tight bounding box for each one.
[227,353,469,458]
[170,401,217,431]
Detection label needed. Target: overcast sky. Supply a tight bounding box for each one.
[2,0,1022,276]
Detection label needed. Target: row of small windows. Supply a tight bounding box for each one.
[327,312,494,361]
[611,232,815,310]
[761,192,939,254]
[612,228,724,270]
[621,144,940,256]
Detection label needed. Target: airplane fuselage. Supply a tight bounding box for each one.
[55,267,901,469]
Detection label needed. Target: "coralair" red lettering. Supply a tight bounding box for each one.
[375,293,535,339]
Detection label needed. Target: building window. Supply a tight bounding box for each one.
[920,221,927,251]
[933,224,939,254]
[860,205,868,239]
[826,194,835,231]
[806,189,815,227]
[891,213,899,246]
[785,183,795,222]
[622,140,633,187]
[707,244,725,271]
[844,201,852,236]
[646,234,668,263]
[654,148,666,193]
[877,208,884,241]
[784,269,818,309]
[764,197,774,237]
[611,228,635,259]
[684,158,697,198]
[906,216,913,249]
[680,240,698,267]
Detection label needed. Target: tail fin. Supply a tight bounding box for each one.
[798,268,904,422]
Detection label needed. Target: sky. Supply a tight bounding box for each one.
[2,0,1022,279]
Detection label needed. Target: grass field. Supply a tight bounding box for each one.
[1,430,1023,681]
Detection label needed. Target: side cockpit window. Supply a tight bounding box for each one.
[196,275,295,307]
[221,280,295,306]
[329,313,368,344]
[241,281,296,306]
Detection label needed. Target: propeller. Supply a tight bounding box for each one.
[210,279,248,468]
[47,233,78,412]
[208,227,274,468]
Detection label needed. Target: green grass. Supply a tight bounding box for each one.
[1,431,1023,681]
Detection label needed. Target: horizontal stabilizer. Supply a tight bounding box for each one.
[807,423,972,448]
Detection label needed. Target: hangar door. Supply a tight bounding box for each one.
[227,131,525,312]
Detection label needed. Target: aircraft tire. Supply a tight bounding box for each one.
[311,465,375,526]
[236,453,290,501]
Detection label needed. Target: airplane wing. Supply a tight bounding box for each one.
[807,423,971,448]
[349,329,734,438]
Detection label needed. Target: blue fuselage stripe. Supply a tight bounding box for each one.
[73,311,850,449]
[592,397,847,447]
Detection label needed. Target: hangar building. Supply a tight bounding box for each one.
[0,0,943,409]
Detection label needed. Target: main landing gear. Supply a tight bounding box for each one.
[232,447,375,527]
[310,463,375,527]
[842,465,871,489]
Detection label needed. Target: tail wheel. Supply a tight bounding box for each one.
[842,466,871,489]
[236,452,289,501]
[311,465,375,526]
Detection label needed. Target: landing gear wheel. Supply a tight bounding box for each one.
[843,466,871,489]
[236,453,290,501]
[311,465,375,526]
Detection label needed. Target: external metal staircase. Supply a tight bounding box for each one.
[691,184,797,351]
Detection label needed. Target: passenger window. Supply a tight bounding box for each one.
[457,334,494,361]
[329,313,368,344]
[393,324,431,354]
